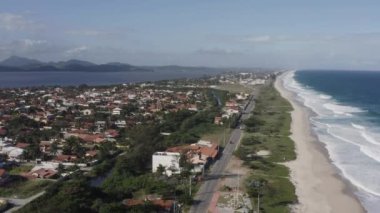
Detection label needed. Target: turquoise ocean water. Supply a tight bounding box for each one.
[283,70,380,212]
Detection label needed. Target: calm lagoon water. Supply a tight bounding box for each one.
[0,70,223,88]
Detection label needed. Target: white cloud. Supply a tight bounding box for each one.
[0,39,48,52]
[66,30,108,37]
[0,13,42,31]
[241,35,293,44]
[0,39,65,60]
[244,35,272,43]
[195,48,242,56]
[20,39,48,48]
[64,46,89,56]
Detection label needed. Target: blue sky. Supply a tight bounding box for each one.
[1,0,380,69]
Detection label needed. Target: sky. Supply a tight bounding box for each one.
[1,0,380,69]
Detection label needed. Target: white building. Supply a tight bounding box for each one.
[115,120,126,128]
[152,152,181,176]
[112,107,122,115]
[0,146,24,161]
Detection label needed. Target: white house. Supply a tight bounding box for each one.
[112,107,122,116]
[115,120,126,128]
[0,146,24,161]
[152,152,181,176]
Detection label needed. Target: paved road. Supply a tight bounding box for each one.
[4,191,45,213]
[190,93,256,213]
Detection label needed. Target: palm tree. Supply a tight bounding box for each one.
[50,141,58,156]
[156,164,166,176]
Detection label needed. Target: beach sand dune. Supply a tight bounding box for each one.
[275,72,365,213]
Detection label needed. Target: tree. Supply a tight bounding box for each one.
[62,136,85,157]
[99,202,125,213]
[22,142,41,160]
[50,141,58,156]
[156,164,166,176]
[179,153,193,177]
[57,163,65,175]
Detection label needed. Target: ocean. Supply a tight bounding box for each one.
[283,70,380,212]
[0,69,222,88]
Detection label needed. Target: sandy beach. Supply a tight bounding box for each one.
[275,72,365,213]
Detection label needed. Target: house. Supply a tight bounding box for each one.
[152,152,181,176]
[194,140,219,161]
[187,104,198,111]
[166,140,220,173]
[225,100,238,107]
[236,93,248,100]
[64,132,105,144]
[0,146,24,161]
[105,129,119,138]
[39,141,52,153]
[53,154,77,163]
[112,107,122,115]
[225,107,240,117]
[79,134,105,143]
[214,116,223,125]
[114,120,126,128]
[85,150,98,158]
[28,168,57,179]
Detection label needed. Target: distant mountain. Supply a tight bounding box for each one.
[51,59,96,68]
[0,56,152,72]
[0,56,44,67]
[0,56,243,73]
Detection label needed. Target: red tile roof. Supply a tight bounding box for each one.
[54,154,77,162]
[167,142,219,160]
[29,168,57,179]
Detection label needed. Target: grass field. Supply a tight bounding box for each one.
[0,177,52,198]
[215,84,255,94]
[236,82,297,213]
[200,125,232,147]
[8,165,33,175]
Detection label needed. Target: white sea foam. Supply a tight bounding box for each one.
[282,71,380,212]
[323,103,364,115]
[361,131,380,145]
[319,94,332,100]
[352,122,366,130]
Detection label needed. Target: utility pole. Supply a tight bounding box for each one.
[256,181,260,213]
[189,175,192,197]
[257,192,260,213]
[223,128,226,147]
[252,180,261,213]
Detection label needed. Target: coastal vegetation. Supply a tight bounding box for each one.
[236,82,297,213]
[0,178,52,199]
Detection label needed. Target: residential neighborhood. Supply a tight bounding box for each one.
[0,72,270,212]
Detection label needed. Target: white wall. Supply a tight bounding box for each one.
[152,152,180,176]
